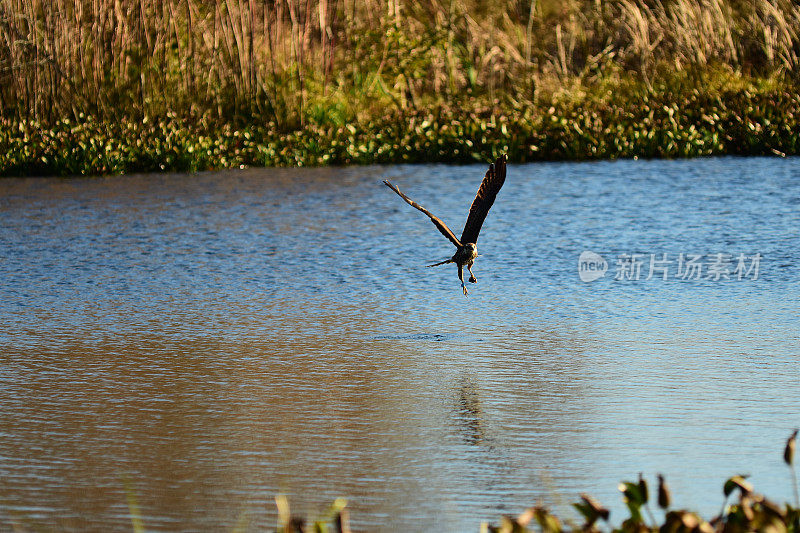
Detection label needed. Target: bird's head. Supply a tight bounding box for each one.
[464,242,477,255]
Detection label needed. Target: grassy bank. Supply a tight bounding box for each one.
[2,74,799,176]
[1,72,799,176]
[1,0,799,175]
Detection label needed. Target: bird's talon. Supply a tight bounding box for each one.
[469,275,477,283]
[462,284,469,296]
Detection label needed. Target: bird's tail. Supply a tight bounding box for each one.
[427,258,453,268]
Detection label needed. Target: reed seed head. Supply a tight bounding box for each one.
[657,474,671,509]
[784,429,797,466]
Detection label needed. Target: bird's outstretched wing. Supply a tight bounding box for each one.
[383,180,462,248]
[460,154,507,244]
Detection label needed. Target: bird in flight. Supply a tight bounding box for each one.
[383,154,507,296]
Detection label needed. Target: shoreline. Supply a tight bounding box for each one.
[2,83,798,177]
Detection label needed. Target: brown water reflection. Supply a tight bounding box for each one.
[0,299,598,531]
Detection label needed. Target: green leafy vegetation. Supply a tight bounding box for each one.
[1,0,799,175]
[275,432,800,533]
[2,80,798,176]
[484,469,800,532]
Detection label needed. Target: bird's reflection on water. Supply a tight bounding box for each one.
[456,378,490,448]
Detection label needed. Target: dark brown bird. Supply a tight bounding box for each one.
[383,154,507,296]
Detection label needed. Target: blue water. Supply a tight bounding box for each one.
[0,156,798,531]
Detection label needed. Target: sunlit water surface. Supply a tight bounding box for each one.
[1,157,799,531]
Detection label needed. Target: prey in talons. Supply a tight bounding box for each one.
[383,155,507,296]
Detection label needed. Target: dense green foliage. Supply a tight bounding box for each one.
[2,77,798,176]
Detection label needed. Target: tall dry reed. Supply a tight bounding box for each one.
[0,0,798,126]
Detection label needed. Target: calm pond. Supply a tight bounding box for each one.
[0,157,798,531]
